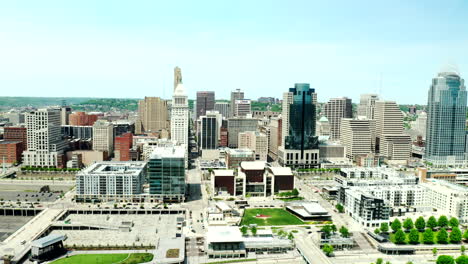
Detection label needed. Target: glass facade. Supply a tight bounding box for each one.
[148,156,185,200]
[285,83,319,153]
[425,71,467,166]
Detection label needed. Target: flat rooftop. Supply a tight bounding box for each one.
[207,226,243,243]
[287,201,329,217]
[240,161,266,170]
[150,145,185,159]
[79,161,146,176]
[269,167,293,176]
[213,170,234,177]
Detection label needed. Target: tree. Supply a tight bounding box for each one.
[321,225,332,238]
[331,225,337,233]
[449,217,459,229]
[406,262,414,264]
[408,228,420,244]
[438,216,449,229]
[288,232,294,240]
[376,258,383,264]
[391,219,402,232]
[432,247,438,256]
[456,255,468,264]
[436,255,454,264]
[394,229,406,244]
[415,216,426,231]
[240,226,248,236]
[339,226,349,238]
[374,228,381,235]
[291,188,299,196]
[403,218,414,231]
[427,216,438,230]
[336,203,344,213]
[322,244,334,257]
[449,227,462,243]
[461,245,466,255]
[380,222,389,233]
[464,229,468,241]
[437,228,449,244]
[251,226,257,236]
[423,229,435,244]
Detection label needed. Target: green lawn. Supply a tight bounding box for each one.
[51,253,153,264]
[276,197,304,202]
[240,208,304,226]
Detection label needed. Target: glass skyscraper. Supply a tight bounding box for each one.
[284,83,319,151]
[425,69,467,167]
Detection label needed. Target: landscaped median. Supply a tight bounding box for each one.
[50,253,154,264]
[240,208,304,226]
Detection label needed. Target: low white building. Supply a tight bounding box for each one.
[76,161,146,201]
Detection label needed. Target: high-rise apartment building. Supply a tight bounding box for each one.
[238,131,268,161]
[425,69,467,167]
[230,89,244,117]
[214,102,230,119]
[171,83,189,152]
[340,118,374,160]
[323,97,352,140]
[357,94,379,119]
[278,83,319,168]
[200,112,219,150]
[411,112,427,139]
[234,99,252,117]
[196,91,215,120]
[147,145,186,202]
[93,120,114,156]
[60,106,71,125]
[135,97,169,134]
[22,108,67,167]
[227,117,258,148]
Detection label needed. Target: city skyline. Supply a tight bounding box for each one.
[0,1,467,104]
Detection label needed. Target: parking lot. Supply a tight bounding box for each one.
[0,216,34,242]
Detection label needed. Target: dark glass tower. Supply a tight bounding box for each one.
[285,83,319,153]
[425,70,467,166]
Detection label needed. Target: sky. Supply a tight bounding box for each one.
[0,0,467,104]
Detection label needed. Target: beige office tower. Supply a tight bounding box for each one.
[230,89,244,117]
[238,131,268,161]
[92,120,114,155]
[136,97,169,134]
[357,94,379,119]
[374,101,411,163]
[174,66,182,91]
[323,97,352,140]
[340,118,375,160]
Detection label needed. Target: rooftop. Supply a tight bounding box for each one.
[31,234,66,248]
[207,226,243,243]
[149,145,185,159]
[79,161,146,176]
[213,170,234,177]
[240,161,266,170]
[269,167,293,176]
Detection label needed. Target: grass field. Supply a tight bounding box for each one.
[51,253,153,264]
[240,208,304,226]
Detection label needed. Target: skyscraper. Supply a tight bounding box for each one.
[22,108,67,167]
[357,94,380,119]
[92,120,114,156]
[278,83,319,168]
[374,100,411,162]
[323,97,352,140]
[425,69,467,167]
[171,83,189,152]
[214,102,230,118]
[136,97,169,134]
[173,66,182,91]
[340,118,374,160]
[230,89,244,117]
[234,99,252,117]
[199,111,219,150]
[196,91,215,119]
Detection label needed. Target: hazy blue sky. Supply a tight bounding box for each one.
[0,0,467,104]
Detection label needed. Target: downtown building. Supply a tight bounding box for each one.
[340,118,375,160]
[75,161,146,202]
[214,102,230,119]
[234,99,252,117]
[147,145,186,202]
[278,83,319,168]
[92,120,114,156]
[227,117,258,148]
[135,97,169,135]
[171,83,189,153]
[323,97,352,141]
[22,108,67,168]
[238,131,268,161]
[357,94,379,119]
[425,69,467,167]
[196,91,215,120]
[230,89,244,117]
